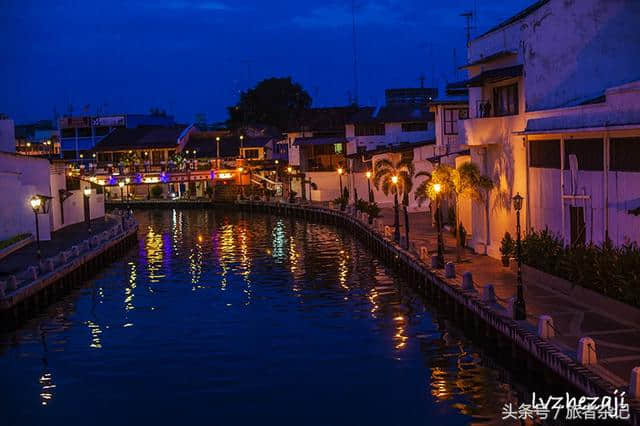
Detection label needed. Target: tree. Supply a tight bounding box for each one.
[415,162,493,262]
[373,157,414,245]
[227,77,312,131]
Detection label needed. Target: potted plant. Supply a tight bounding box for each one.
[500,232,515,267]
[366,201,381,225]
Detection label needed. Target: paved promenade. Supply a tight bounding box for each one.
[0,217,119,281]
[374,206,640,390]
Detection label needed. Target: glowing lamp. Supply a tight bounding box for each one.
[512,193,524,211]
[29,196,42,211]
[391,176,398,184]
[366,171,372,179]
[337,167,343,175]
[118,181,125,188]
[83,188,92,197]
[433,183,442,194]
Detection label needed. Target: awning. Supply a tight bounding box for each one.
[517,112,640,135]
[293,136,345,146]
[462,65,523,87]
[459,50,518,69]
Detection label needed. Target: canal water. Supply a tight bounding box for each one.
[1,209,544,425]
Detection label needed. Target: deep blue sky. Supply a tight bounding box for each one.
[1,0,533,124]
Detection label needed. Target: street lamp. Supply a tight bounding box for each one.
[365,170,373,202]
[29,196,43,260]
[391,175,400,243]
[239,135,244,158]
[83,187,92,234]
[237,167,244,198]
[118,181,125,201]
[216,136,221,166]
[512,192,526,320]
[337,167,344,196]
[434,183,445,268]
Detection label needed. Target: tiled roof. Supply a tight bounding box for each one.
[287,106,360,132]
[292,136,345,147]
[92,127,185,151]
[348,105,434,124]
[463,65,523,87]
[474,0,550,40]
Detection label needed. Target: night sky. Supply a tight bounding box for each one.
[1,0,533,124]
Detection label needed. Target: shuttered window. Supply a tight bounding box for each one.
[529,139,560,168]
[610,137,640,172]
[564,138,603,171]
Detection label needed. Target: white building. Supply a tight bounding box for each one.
[0,117,104,242]
[458,0,640,257]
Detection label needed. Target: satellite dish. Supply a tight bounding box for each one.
[569,154,578,195]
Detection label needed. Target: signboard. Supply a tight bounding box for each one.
[59,116,91,129]
[92,116,126,127]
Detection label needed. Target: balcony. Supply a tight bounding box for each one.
[460,113,525,146]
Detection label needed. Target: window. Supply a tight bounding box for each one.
[334,143,343,154]
[244,148,260,159]
[529,139,560,168]
[493,84,519,116]
[443,109,459,135]
[355,123,385,136]
[401,122,428,132]
[564,138,603,171]
[94,126,109,136]
[610,137,640,172]
[61,128,75,138]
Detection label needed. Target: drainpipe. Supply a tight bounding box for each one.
[560,136,565,244]
[604,131,609,242]
[524,136,531,232]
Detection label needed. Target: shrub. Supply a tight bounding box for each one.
[500,232,515,258]
[0,233,31,250]
[355,198,368,213]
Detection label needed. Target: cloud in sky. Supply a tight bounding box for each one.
[293,1,406,28]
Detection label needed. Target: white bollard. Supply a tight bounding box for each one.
[577,337,597,365]
[482,284,496,304]
[630,367,640,399]
[537,315,555,339]
[420,246,429,262]
[462,272,474,291]
[445,262,456,278]
[27,266,38,281]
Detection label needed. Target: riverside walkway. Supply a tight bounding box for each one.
[375,207,640,392]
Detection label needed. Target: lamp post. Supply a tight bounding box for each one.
[392,175,400,243]
[83,187,92,234]
[119,181,125,202]
[238,167,244,198]
[434,183,445,268]
[216,136,221,169]
[337,167,344,195]
[29,196,42,260]
[365,170,373,203]
[512,192,526,320]
[239,135,244,158]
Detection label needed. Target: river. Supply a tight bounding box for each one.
[1,208,554,425]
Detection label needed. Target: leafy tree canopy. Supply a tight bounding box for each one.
[227,77,312,131]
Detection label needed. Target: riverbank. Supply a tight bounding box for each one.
[0,213,138,329]
[229,199,640,424]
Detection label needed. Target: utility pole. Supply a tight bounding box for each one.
[351,0,359,106]
[461,11,474,46]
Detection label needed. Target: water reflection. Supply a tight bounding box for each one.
[0,209,554,425]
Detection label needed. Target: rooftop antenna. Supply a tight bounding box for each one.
[351,0,359,106]
[461,11,474,46]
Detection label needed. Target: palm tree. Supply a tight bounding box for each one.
[415,162,493,262]
[373,157,414,244]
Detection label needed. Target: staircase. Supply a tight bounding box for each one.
[214,184,240,202]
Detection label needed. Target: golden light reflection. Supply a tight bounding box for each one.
[125,261,137,313]
[271,220,286,263]
[218,223,236,291]
[238,225,253,303]
[189,240,204,288]
[393,314,408,350]
[39,372,56,406]
[338,249,349,291]
[85,320,103,349]
[145,226,165,283]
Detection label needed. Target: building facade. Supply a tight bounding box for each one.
[459,0,640,257]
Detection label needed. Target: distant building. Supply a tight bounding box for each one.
[385,87,438,106]
[59,113,175,159]
[15,120,60,157]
